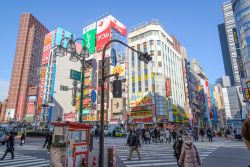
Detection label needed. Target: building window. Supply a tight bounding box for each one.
[150,40,154,46]
[132,50,135,68]
[158,51,161,56]
[152,83,155,92]
[132,83,135,93]
[145,80,148,92]
[138,81,142,92]
[137,44,140,51]
[157,40,161,46]
[158,62,162,67]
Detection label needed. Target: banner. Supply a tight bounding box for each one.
[96,16,111,52]
[27,101,35,115]
[83,22,96,54]
[42,32,52,65]
[112,98,123,114]
[166,78,171,97]
[130,92,152,107]
[130,111,153,118]
[108,15,127,36]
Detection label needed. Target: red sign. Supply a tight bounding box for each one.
[131,117,153,123]
[205,80,212,113]
[166,78,171,97]
[130,105,152,111]
[27,101,35,115]
[17,95,23,121]
[42,32,52,65]
[96,16,111,52]
[108,15,127,36]
[63,112,76,119]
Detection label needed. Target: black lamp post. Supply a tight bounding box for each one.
[99,39,152,167]
[55,35,89,123]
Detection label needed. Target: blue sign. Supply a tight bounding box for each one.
[91,90,96,103]
[111,48,117,66]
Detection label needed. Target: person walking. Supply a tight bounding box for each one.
[172,129,177,141]
[47,132,52,153]
[95,128,99,140]
[242,112,250,167]
[43,131,50,148]
[1,132,15,160]
[207,127,213,142]
[160,128,165,144]
[112,129,116,138]
[178,136,201,167]
[154,127,158,143]
[165,128,171,144]
[20,131,26,146]
[199,128,205,142]
[127,130,141,160]
[145,129,150,144]
[173,135,183,164]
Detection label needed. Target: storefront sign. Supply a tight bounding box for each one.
[131,117,153,123]
[130,111,153,118]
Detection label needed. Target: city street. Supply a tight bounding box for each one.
[0,136,248,167]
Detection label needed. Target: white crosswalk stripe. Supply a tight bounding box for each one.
[112,140,221,167]
[0,153,49,167]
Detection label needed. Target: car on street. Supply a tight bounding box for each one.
[115,129,126,137]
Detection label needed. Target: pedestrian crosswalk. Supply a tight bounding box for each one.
[114,141,221,167]
[0,152,49,167]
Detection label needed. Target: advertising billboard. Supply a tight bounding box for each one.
[96,16,111,52]
[166,78,171,97]
[83,23,96,54]
[27,101,35,115]
[5,109,15,120]
[42,32,52,65]
[129,92,152,107]
[108,15,127,36]
[51,28,74,48]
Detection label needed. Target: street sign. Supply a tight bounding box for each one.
[91,90,97,103]
[111,48,117,66]
[70,69,81,81]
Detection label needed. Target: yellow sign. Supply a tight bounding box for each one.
[112,65,124,76]
[130,111,153,118]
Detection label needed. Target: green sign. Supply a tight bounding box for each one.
[70,69,81,81]
[82,109,91,114]
[83,22,96,54]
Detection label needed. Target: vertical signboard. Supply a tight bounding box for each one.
[166,78,171,97]
[42,32,52,65]
[96,16,111,52]
[83,23,96,54]
[17,95,23,121]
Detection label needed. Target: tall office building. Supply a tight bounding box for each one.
[218,23,235,85]
[6,13,49,121]
[216,76,231,87]
[218,1,241,86]
[128,20,185,125]
[231,0,250,106]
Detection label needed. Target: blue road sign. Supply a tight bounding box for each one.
[91,90,96,103]
[111,48,117,66]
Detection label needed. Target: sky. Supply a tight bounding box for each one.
[0,0,227,101]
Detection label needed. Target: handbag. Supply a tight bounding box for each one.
[21,140,24,144]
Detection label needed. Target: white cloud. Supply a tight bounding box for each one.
[0,79,9,102]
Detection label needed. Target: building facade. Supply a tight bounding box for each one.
[6,13,49,121]
[231,0,250,112]
[216,76,232,87]
[218,23,235,85]
[220,1,241,86]
[127,20,185,125]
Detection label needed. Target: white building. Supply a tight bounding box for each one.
[127,20,185,121]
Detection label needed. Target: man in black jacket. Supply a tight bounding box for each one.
[1,132,15,160]
[127,130,141,160]
[207,127,213,142]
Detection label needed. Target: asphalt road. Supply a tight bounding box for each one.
[0,136,249,167]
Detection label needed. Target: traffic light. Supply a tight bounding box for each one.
[112,79,122,98]
[137,52,152,64]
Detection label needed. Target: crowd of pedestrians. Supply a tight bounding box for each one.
[125,125,230,167]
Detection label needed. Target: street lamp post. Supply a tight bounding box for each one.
[55,35,89,123]
[99,39,152,167]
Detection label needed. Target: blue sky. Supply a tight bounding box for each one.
[0,0,226,101]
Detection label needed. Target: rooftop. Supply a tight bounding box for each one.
[129,19,166,33]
